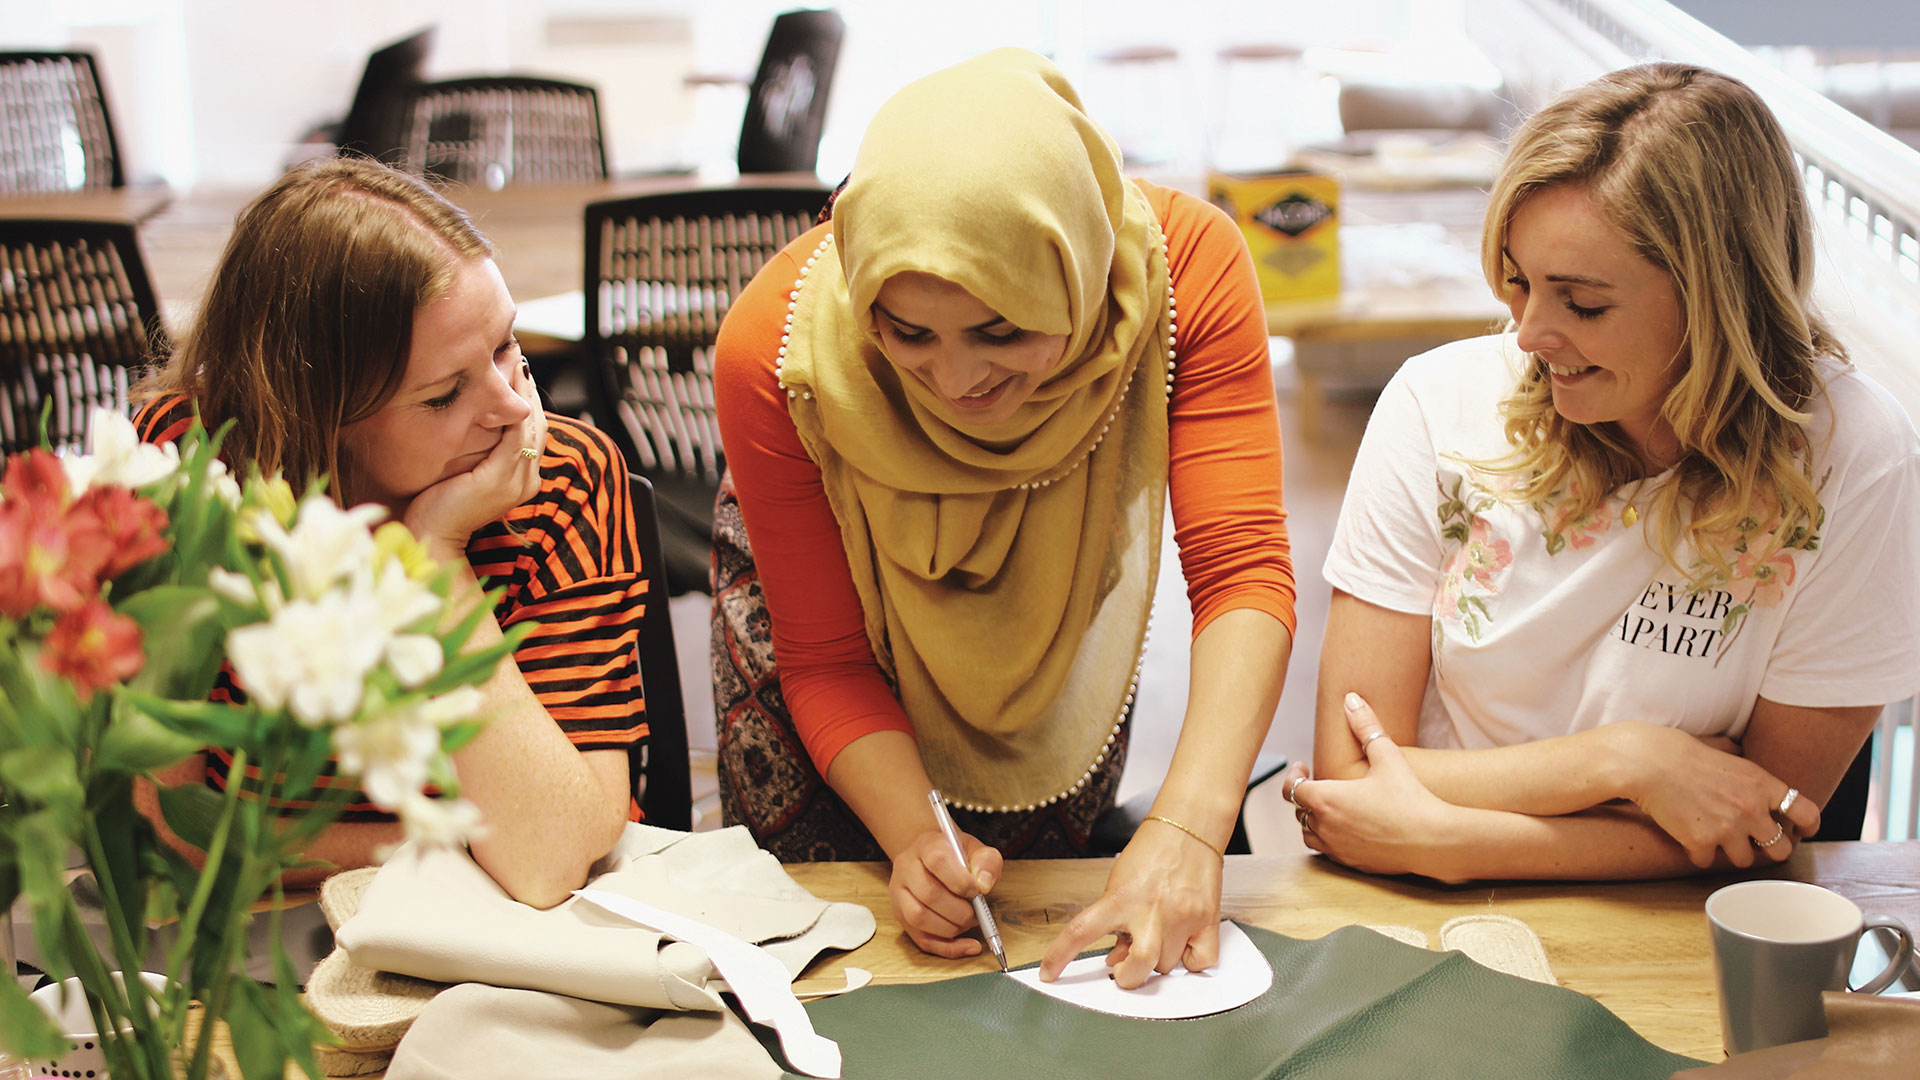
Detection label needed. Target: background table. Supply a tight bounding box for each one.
[0,172,825,333]
[787,841,1919,1063]
[1266,184,1508,436]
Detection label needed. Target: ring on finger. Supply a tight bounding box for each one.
[518,446,541,461]
[1284,774,1308,804]
[1755,823,1786,849]
[1299,808,1317,834]
[1362,730,1389,747]
[1776,787,1800,818]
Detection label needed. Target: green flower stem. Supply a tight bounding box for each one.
[81,810,171,1080]
[164,748,246,1054]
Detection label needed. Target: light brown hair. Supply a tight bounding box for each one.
[1480,63,1838,579]
[141,156,491,496]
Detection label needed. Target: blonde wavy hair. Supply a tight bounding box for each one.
[1480,63,1840,581]
[139,156,491,499]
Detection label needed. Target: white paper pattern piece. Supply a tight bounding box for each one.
[1007,920,1273,1020]
[573,889,842,1078]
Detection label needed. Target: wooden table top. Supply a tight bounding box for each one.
[786,841,1920,1063]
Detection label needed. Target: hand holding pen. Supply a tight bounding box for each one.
[927,790,1009,971]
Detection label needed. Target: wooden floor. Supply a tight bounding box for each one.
[670,343,1378,852]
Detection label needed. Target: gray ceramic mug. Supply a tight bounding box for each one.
[1706,879,1915,1055]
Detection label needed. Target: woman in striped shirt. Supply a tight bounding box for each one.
[134,157,646,908]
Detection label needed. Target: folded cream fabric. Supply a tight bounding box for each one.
[383,983,784,1080]
[332,823,877,1011]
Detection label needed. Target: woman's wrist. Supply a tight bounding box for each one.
[1414,801,1492,884]
[1597,721,1661,807]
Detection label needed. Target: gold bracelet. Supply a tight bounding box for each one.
[1145,814,1225,859]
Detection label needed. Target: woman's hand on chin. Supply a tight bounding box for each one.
[403,366,546,560]
[1291,693,1471,882]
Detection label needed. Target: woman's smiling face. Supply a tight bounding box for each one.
[1503,183,1688,468]
[870,271,1069,426]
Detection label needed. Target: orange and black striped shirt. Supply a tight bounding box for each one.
[135,395,651,821]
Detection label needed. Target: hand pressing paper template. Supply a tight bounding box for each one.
[1007,921,1273,1019]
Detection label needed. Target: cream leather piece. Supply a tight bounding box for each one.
[333,824,877,1010]
[383,983,784,1080]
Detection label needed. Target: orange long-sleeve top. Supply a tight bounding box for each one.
[714,180,1296,776]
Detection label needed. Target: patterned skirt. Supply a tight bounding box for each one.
[710,476,1130,862]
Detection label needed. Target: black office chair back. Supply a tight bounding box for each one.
[0,51,124,192]
[1813,739,1874,841]
[403,76,608,188]
[336,27,436,164]
[0,219,166,455]
[584,186,830,593]
[628,474,693,830]
[738,9,845,174]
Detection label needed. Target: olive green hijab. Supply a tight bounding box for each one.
[778,48,1172,810]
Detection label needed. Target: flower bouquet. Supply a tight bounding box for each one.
[0,409,522,1079]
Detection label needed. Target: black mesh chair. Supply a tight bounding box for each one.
[0,51,124,193]
[629,475,692,830]
[738,9,845,174]
[0,219,167,455]
[584,186,830,595]
[402,76,608,188]
[334,26,436,164]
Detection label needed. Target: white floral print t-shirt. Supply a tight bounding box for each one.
[1325,334,1920,749]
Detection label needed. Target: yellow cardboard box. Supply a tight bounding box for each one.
[1207,170,1340,302]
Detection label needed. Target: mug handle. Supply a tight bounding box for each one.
[1851,915,1915,995]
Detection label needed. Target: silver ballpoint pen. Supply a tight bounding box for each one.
[926,789,1009,971]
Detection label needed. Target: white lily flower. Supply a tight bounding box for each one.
[206,567,261,609]
[333,709,440,808]
[417,685,485,728]
[396,792,487,848]
[370,560,440,633]
[60,452,100,494]
[385,634,444,688]
[81,407,180,490]
[254,497,386,601]
[225,589,389,726]
[204,457,244,508]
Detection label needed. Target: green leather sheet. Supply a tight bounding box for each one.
[779,924,1705,1079]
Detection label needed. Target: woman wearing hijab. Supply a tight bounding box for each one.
[712,48,1295,986]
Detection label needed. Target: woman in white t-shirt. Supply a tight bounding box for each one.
[1289,62,1920,881]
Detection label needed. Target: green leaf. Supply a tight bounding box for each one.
[271,931,336,1079]
[116,586,230,701]
[438,719,487,755]
[94,695,203,774]
[87,783,151,958]
[13,809,73,914]
[115,691,254,749]
[0,746,84,822]
[0,964,67,1058]
[225,977,293,1080]
[155,780,227,853]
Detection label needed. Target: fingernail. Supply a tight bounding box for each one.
[1344,692,1363,713]
[976,872,992,891]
